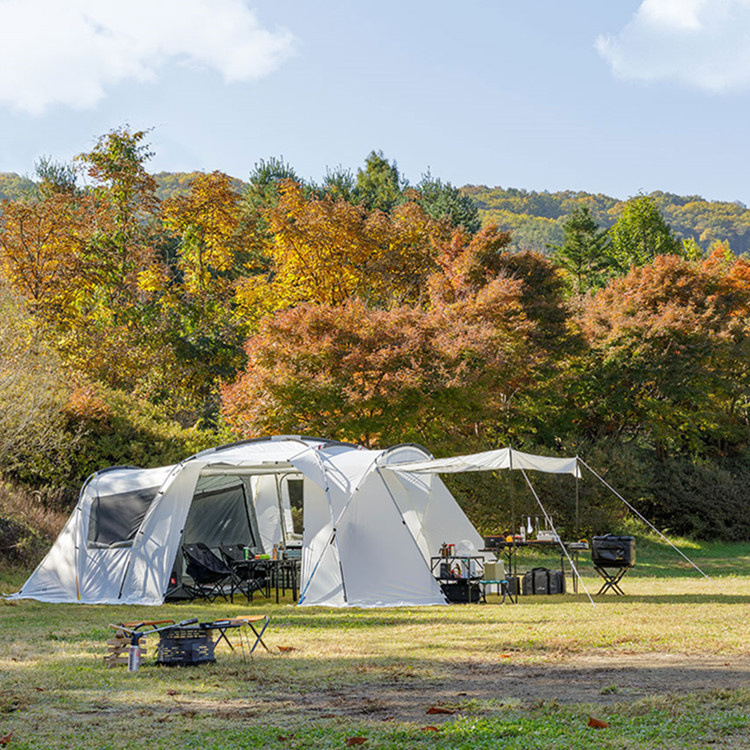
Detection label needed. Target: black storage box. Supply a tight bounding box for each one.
[440,581,481,604]
[483,535,506,549]
[156,626,217,665]
[522,567,566,595]
[591,535,636,568]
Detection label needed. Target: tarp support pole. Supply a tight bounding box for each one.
[519,467,595,606]
[575,456,581,539]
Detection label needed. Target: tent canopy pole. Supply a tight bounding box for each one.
[519,468,595,605]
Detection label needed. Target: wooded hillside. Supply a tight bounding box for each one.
[465,185,750,256]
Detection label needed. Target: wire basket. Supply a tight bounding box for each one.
[156,626,217,666]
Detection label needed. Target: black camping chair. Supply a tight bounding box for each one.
[219,544,269,601]
[182,543,234,603]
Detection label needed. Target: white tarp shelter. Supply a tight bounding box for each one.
[10,437,488,607]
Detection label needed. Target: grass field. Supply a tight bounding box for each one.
[1,537,750,749]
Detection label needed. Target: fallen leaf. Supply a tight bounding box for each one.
[422,726,439,732]
[426,706,455,715]
[278,646,295,653]
[499,653,512,658]
[345,737,367,746]
[0,732,12,747]
[588,716,609,729]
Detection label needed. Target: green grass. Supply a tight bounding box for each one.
[1,537,750,749]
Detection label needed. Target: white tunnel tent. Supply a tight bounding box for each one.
[12,437,488,607]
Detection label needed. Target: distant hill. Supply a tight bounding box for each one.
[463,186,750,255]
[0,172,35,200]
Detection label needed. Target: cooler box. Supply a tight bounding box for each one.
[483,560,505,580]
[591,535,636,568]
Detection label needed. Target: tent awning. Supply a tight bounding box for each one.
[381,447,580,477]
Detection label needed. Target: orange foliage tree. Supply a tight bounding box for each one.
[574,251,750,455]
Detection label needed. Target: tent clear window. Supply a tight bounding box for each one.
[87,488,158,548]
[288,478,303,535]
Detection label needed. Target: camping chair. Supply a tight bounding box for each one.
[182,543,234,603]
[219,544,269,601]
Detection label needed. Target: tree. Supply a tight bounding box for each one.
[76,126,161,300]
[221,289,533,449]
[161,171,257,418]
[354,150,405,213]
[163,171,248,297]
[550,205,611,294]
[236,180,447,312]
[609,194,680,270]
[574,253,750,457]
[0,190,91,316]
[415,173,481,234]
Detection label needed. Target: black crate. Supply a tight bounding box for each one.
[522,568,566,595]
[440,581,481,604]
[592,535,636,568]
[483,535,506,549]
[156,626,216,666]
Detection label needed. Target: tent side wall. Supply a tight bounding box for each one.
[11,503,82,602]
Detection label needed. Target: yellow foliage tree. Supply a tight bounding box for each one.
[237,180,447,312]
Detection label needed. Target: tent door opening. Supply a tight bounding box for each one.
[166,474,260,600]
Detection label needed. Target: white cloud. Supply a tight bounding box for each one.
[0,0,295,114]
[596,0,750,92]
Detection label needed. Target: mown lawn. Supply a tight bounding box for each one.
[1,537,749,749]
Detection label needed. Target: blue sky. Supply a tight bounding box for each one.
[1,0,749,204]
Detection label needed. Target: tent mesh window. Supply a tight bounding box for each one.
[87,487,159,548]
[182,479,258,550]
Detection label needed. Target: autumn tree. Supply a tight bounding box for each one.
[574,252,750,457]
[221,290,534,449]
[0,187,91,317]
[76,127,161,294]
[161,171,260,417]
[236,180,448,313]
